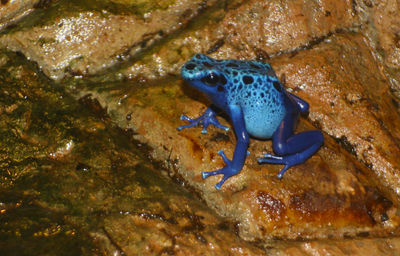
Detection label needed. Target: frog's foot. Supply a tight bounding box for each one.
[177,108,229,134]
[202,150,239,189]
[257,153,301,179]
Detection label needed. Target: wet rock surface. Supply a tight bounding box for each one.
[0,0,218,81]
[0,51,266,255]
[1,0,400,255]
[0,0,45,30]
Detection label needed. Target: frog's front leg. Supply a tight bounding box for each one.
[202,105,249,189]
[177,106,229,134]
[258,110,324,179]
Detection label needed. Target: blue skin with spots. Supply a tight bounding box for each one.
[178,54,324,189]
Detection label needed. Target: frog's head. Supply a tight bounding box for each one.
[181,54,228,97]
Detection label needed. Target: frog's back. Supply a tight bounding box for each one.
[221,59,287,139]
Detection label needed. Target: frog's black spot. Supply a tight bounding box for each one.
[273,81,282,92]
[260,93,264,98]
[195,54,202,59]
[226,62,239,68]
[250,63,261,69]
[203,62,213,68]
[238,84,243,90]
[220,75,227,85]
[232,71,238,76]
[185,63,196,70]
[243,75,254,84]
[272,98,276,104]
[217,86,224,92]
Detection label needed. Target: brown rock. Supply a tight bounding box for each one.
[122,0,359,81]
[354,0,400,98]
[0,0,44,31]
[76,71,400,242]
[272,33,400,199]
[0,0,217,81]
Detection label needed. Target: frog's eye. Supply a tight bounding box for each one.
[202,72,219,86]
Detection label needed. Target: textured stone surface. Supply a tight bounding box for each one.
[354,0,400,96]
[0,51,266,256]
[0,0,218,81]
[271,33,400,199]
[0,0,44,30]
[121,0,358,80]
[76,69,400,243]
[1,0,400,254]
[272,237,400,256]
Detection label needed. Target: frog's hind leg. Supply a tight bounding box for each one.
[257,111,323,179]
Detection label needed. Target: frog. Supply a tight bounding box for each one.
[178,54,324,189]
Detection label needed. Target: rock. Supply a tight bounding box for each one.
[0,0,218,81]
[121,0,358,80]
[2,0,400,254]
[354,0,400,99]
[0,0,44,31]
[272,33,400,200]
[0,51,266,255]
[78,65,400,243]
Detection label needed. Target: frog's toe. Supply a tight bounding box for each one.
[258,154,300,179]
[202,169,223,179]
[180,114,191,121]
[257,153,284,164]
[177,115,202,131]
[203,115,229,132]
[215,174,231,190]
[213,122,229,131]
[202,166,239,190]
[177,123,196,131]
[217,150,232,165]
[276,165,290,179]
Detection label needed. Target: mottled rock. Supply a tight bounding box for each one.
[121,0,358,80]
[0,0,46,30]
[2,0,400,254]
[272,237,400,256]
[75,71,400,243]
[0,51,265,255]
[354,0,400,98]
[218,0,356,57]
[0,0,217,81]
[272,33,400,199]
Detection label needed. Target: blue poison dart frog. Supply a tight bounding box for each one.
[178,54,324,189]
